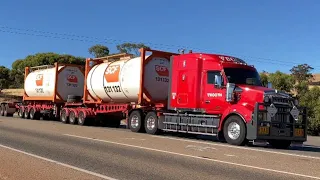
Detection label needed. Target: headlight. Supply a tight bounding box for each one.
[294,99,299,106]
[264,96,270,103]
[258,112,269,121]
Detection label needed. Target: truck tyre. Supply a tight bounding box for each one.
[18,107,24,118]
[69,111,77,124]
[128,110,144,133]
[3,104,13,117]
[24,109,30,119]
[268,140,291,149]
[223,115,246,146]
[144,111,159,135]
[0,104,4,116]
[77,111,86,126]
[60,109,68,124]
[29,108,36,120]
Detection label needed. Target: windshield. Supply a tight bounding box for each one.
[223,67,262,86]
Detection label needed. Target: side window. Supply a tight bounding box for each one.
[207,71,223,85]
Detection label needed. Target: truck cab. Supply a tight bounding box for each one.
[166,52,307,148]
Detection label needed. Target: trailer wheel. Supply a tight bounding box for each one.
[60,109,68,124]
[69,111,77,125]
[3,104,9,117]
[3,105,8,117]
[77,111,85,126]
[223,115,246,146]
[128,110,144,133]
[24,109,30,119]
[29,108,36,120]
[268,140,291,149]
[144,111,159,135]
[0,104,4,116]
[18,107,24,118]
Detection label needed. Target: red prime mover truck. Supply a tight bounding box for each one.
[0,48,307,149]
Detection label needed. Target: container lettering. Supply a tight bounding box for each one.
[35,88,44,93]
[66,83,78,88]
[219,56,235,62]
[35,74,44,86]
[105,65,120,83]
[207,93,223,97]
[104,85,122,93]
[155,65,169,77]
[155,77,169,82]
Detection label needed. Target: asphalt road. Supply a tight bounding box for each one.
[0,116,319,180]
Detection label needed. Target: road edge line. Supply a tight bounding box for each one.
[0,144,117,180]
[152,135,320,160]
[64,134,320,180]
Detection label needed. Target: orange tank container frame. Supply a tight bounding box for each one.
[60,48,178,126]
[23,62,85,103]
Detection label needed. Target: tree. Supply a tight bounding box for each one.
[88,44,109,58]
[290,64,314,83]
[116,43,150,56]
[268,71,295,93]
[259,71,269,87]
[0,66,10,89]
[290,64,314,97]
[8,69,24,88]
[11,53,85,71]
[299,86,320,135]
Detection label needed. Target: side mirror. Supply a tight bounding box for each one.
[214,75,223,88]
[226,83,236,102]
[267,82,273,89]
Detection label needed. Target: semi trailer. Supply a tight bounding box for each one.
[0,48,307,149]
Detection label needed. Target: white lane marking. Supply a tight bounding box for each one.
[224,154,236,157]
[122,138,146,141]
[185,145,217,151]
[303,144,320,148]
[64,134,320,180]
[152,135,320,160]
[0,144,117,180]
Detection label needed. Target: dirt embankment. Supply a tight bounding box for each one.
[0,89,23,102]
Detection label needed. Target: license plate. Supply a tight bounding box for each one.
[294,128,304,137]
[258,126,269,135]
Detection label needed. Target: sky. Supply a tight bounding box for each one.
[1,0,320,73]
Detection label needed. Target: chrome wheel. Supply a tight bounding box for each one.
[146,116,156,131]
[77,111,85,126]
[130,115,139,129]
[227,122,241,140]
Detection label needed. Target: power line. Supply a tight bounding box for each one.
[0,26,188,50]
[1,25,310,66]
[0,25,319,70]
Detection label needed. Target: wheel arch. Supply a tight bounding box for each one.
[219,112,247,133]
[128,108,144,117]
[221,112,248,146]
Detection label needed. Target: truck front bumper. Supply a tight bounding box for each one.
[246,102,307,142]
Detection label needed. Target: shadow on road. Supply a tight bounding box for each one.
[289,145,320,153]
[24,116,319,153]
[156,131,320,153]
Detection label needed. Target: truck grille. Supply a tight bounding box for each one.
[264,90,292,106]
[272,97,291,105]
[264,91,296,128]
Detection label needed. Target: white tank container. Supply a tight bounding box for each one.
[86,55,170,103]
[24,65,85,101]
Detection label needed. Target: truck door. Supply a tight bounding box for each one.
[201,70,227,114]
